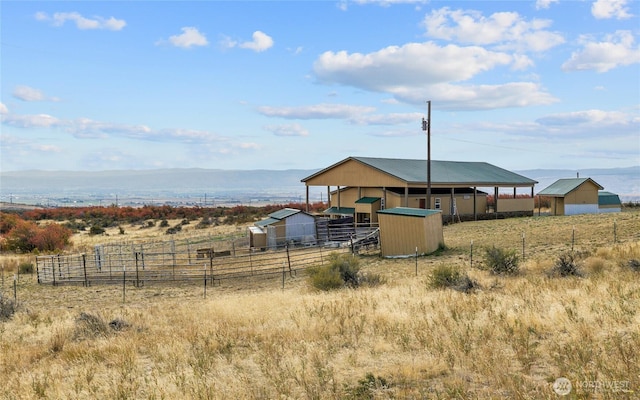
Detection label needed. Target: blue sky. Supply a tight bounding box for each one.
[1,0,639,173]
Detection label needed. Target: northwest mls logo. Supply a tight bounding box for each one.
[553,377,572,396]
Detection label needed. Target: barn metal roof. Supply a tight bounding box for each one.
[377,207,442,217]
[302,156,537,187]
[538,178,604,196]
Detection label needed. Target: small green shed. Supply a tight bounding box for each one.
[598,191,622,213]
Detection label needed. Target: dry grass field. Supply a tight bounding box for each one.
[1,210,639,399]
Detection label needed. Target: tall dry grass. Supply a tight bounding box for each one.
[1,211,639,399]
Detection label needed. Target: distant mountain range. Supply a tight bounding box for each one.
[1,166,638,205]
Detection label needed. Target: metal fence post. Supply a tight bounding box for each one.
[52,257,56,286]
[83,254,88,287]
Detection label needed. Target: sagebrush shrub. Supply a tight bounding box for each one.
[429,264,479,293]
[0,292,16,321]
[307,253,361,290]
[483,246,520,275]
[549,252,583,277]
[429,264,461,288]
[18,262,34,274]
[345,372,391,399]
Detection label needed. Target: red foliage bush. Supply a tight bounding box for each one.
[0,213,72,252]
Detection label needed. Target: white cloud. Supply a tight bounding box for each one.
[0,103,8,114]
[12,85,60,102]
[422,8,564,52]
[536,109,639,131]
[592,0,633,19]
[164,27,209,49]
[35,11,126,30]
[314,42,513,91]
[239,31,274,52]
[0,110,226,144]
[33,144,63,153]
[562,30,640,72]
[238,142,261,150]
[535,0,559,10]
[2,113,61,128]
[312,41,556,110]
[264,123,309,137]
[257,103,375,119]
[221,31,274,52]
[396,82,558,110]
[350,112,423,125]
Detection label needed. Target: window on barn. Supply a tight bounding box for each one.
[435,198,441,210]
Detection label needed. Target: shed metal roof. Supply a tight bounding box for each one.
[377,207,442,217]
[598,191,621,206]
[255,208,307,227]
[323,206,355,215]
[355,197,380,204]
[268,208,301,220]
[538,178,604,196]
[302,156,537,187]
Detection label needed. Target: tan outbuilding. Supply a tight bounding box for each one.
[538,178,604,216]
[377,207,444,257]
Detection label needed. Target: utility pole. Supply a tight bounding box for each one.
[422,100,432,209]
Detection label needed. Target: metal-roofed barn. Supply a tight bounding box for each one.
[251,208,316,249]
[537,178,604,216]
[301,156,538,222]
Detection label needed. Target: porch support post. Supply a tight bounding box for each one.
[450,188,455,216]
[473,186,477,221]
[383,187,387,210]
[305,185,309,212]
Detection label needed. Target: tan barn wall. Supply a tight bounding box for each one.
[551,197,566,216]
[331,187,488,215]
[378,212,444,257]
[497,198,534,213]
[565,182,599,205]
[305,159,406,187]
[398,193,488,215]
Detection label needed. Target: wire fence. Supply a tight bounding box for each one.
[35,230,380,287]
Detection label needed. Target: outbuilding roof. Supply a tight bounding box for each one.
[598,191,622,206]
[355,197,380,204]
[254,208,309,227]
[377,207,442,218]
[323,206,355,215]
[538,178,604,197]
[302,156,537,187]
